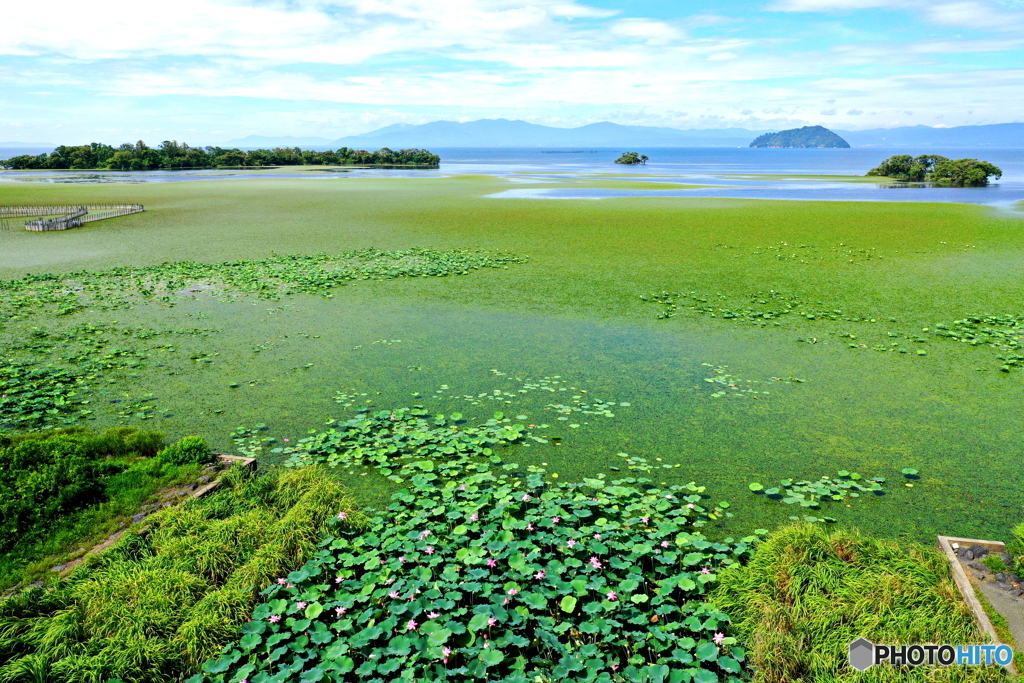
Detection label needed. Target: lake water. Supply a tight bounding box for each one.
[2,147,1021,208]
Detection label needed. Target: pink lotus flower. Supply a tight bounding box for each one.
[552,517,561,524]
[488,617,497,626]
[399,556,406,563]
[469,513,478,521]
[594,533,602,540]
[459,484,466,491]
[296,601,307,609]
[661,540,670,548]
[534,570,545,579]
[277,578,287,585]
[287,583,294,588]
[420,530,431,539]
[606,591,617,601]
[390,591,400,599]
[335,606,346,616]
[701,567,711,574]
[443,647,452,657]
[335,577,343,583]
[486,558,497,567]
[522,494,531,502]
[407,619,418,631]
[567,539,577,548]
[713,632,725,645]
[641,516,649,524]
[612,664,619,670]
[337,511,347,520]
[589,556,602,569]
[507,588,518,595]
[425,546,434,555]
[269,615,280,623]
[526,523,534,531]
[428,611,440,619]
[686,503,695,509]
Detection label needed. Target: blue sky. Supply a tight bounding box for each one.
[2,0,1022,144]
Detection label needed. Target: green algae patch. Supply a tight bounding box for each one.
[1,177,1024,544]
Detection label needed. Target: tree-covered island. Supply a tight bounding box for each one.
[749,126,850,148]
[867,154,1002,186]
[0,141,440,170]
[614,151,649,164]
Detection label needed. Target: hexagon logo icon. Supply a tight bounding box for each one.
[849,638,875,671]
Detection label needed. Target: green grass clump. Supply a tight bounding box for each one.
[0,464,355,683]
[157,434,212,466]
[709,524,1006,682]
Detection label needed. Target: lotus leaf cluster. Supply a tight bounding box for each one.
[198,456,761,683]
[747,471,890,522]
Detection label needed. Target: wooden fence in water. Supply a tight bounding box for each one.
[0,204,144,231]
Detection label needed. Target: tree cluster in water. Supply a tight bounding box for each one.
[614,151,648,165]
[866,154,1002,186]
[0,141,440,170]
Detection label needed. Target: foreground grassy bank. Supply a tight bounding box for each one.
[0,465,353,683]
[1,176,1022,546]
[711,524,1005,682]
[0,428,209,589]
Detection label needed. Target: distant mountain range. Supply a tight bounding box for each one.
[4,120,1021,153]
[219,119,1023,149]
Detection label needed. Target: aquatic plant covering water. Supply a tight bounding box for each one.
[196,412,759,683]
[0,248,528,321]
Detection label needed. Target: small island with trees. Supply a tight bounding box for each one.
[614,151,649,165]
[866,154,1002,186]
[0,141,440,170]
[749,125,850,148]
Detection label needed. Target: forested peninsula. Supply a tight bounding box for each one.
[0,141,440,170]
[749,125,850,148]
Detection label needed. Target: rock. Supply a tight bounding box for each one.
[999,552,1013,565]
[28,581,44,589]
[1005,572,1021,583]
[962,550,975,560]
[968,561,987,572]
[968,544,989,558]
[131,513,147,524]
[996,572,1006,582]
[1013,589,1024,597]
[971,573,986,580]
[197,475,211,484]
[186,483,198,491]
[50,564,67,572]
